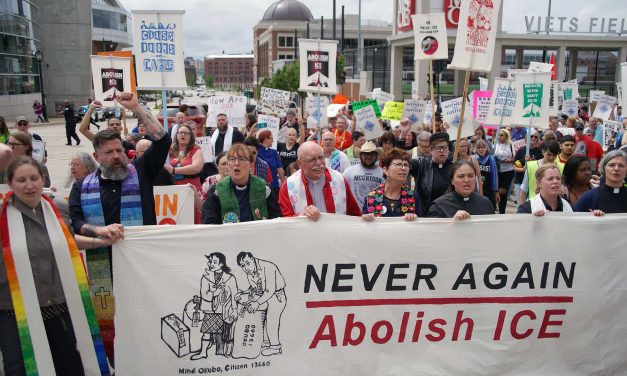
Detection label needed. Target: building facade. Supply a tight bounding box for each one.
[388,0,627,100]
[91,0,132,54]
[204,54,254,90]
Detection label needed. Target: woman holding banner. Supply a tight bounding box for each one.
[517,164,573,215]
[0,157,114,375]
[425,160,494,219]
[362,148,419,221]
[574,150,627,214]
[455,137,482,196]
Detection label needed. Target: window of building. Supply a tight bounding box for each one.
[278,36,294,47]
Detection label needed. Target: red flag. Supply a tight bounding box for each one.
[549,52,557,80]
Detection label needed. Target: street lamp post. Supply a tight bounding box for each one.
[34,50,48,121]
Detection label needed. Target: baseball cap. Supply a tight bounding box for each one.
[574,122,584,130]
[15,116,28,123]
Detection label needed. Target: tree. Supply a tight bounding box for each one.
[204,74,214,88]
[337,53,346,84]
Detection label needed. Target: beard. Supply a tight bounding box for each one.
[100,161,129,180]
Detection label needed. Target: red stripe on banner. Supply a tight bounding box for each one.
[306,296,574,308]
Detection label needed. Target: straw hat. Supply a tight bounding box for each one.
[354,141,383,160]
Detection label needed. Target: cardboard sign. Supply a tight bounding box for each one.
[441,97,476,139]
[195,136,214,163]
[592,94,617,121]
[153,185,195,225]
[354,105,384,141]
[402,99,427,131]
[352,99,381,118]
[562,99,579,118]
[257,114,280,149]
[412,13,449,60]
[260,87,291,117]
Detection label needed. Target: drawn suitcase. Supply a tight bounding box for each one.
[182,298,204,353]
[231,304,264,359]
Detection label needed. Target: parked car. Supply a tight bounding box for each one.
[77,105,108,122]
[156,103,207,136]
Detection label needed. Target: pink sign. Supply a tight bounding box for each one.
[472,90,493,123]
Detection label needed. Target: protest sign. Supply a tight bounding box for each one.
[411,82,419,99]
[512,139,527,155]
[372,88,395,113]
[507,69,528,79]
[260,87,290,117]
[154,185,194,225]
[617,82,623,107]
[589,90,605,103]
[31,140,45,162]
[354,106,384,140]
[423,100,433,126]
[90,56,133,104]
[352,99,381,118]
[562,99,579,118]
[402,99,427,131]
[471,90,493,123]
[603,120,621,149]
[132,11,187,90]
[206,95,247,128]
[621,63,627,110]
[299,39,338,95]
[305,96,330,129]
[592,94,617,121]
[484,78,516,127]
[326,104,344,119]
[528,62,554,73]
[448,0,502,73]
[257,114,280,149]
[479,77,489,91]
[511,72,551,128]
[114,214,627,375]
[558,82,580,101]
[380,101,405,121]
[441,97,476,139]
[412,13,449,61]
[195,136,214,163]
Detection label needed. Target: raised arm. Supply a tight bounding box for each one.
[79,101,101,142]
[116,92,166,141]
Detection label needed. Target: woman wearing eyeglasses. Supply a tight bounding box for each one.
[426,160,495,219]
[5,133,51,187]
[362,148,419,221]
[201,144,281,224]
[165,123,205,223]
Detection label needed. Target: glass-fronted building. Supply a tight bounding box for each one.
[0,0,40,96]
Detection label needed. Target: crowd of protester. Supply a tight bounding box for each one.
[0,91,625,375]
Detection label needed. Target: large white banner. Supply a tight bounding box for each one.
[132,10,187,90]
[299,39,338,95]
[90,56,132,104]
[206,95,247,128]
[510,72,551,128]
[412,13,449,61]
[113,215,627,375]
[448,0,502,73]
[153,185,195,225]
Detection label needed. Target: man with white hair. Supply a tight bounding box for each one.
[278,141,361,220]
[321,130,350,173]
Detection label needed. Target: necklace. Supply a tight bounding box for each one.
[366,183,416,216]
[334,129,347,148]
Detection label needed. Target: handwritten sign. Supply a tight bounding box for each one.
[260,87,290,117]
[206,95,247,128]
[380,101,404,121]
[354,106,384,141]
[257,114,280,149]
[195,136,214,163]
[471,90,493,123]
[402,99,427,131]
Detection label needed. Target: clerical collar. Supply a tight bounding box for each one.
[235,184,248,191]
[454,191,471,201]
[438,164,443,169]
[614,188,620,194]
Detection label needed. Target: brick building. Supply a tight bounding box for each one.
[204,54,254,90]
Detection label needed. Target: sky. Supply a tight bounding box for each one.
[118,0,627,59]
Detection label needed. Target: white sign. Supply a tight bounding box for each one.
[402,99,427,131]
[423,100,433,126]
[257,114,280,149]
[562,99,579,118]
[412,13,449,61]
[528,62,554,73]
[485,78,517,127]
[299,39,338,95]
[589,90,605,103]
[511,72,551,128]
[260,87,290,117]
[507,69,528,79]
[448,0,502,73]
[558,82,580,101]
[441,97,476,139]
[603,120,621,149]
[592,94,617,121]
[153,185,195,225]
[206,95,247,128]
[195,136,214,163]
[621,63,627,111]
[132,10,187,90]
[354,106,384,140]
[326,104,344,119]
[479,77,489,91]
[617,82,623,106]
[113,214,627,375]
[411,81,419,99]
[512,139,527,155]
[372,88,395,113]
[31,140,45,162]
[305,96,330,129]
[90,56,133,105]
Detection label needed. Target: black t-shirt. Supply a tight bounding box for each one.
[277,142,299,169]
[514,147,543,184]
[431,161,451,204]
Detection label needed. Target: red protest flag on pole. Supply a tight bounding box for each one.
[550,52,557,80]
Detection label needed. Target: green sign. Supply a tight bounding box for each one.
[563,87,572,100]
[522,83,543,118]
[352,99,381,118]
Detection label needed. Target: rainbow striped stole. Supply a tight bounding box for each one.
[0,193,110,375]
